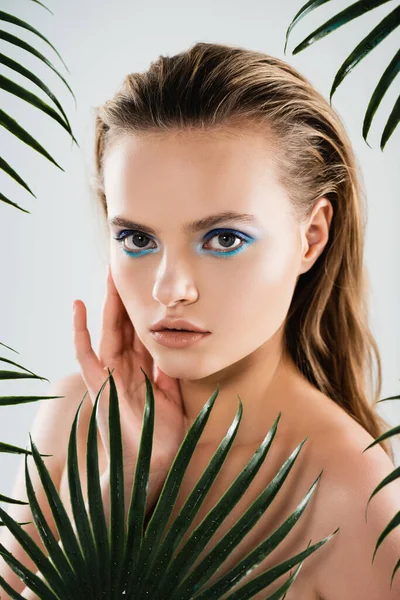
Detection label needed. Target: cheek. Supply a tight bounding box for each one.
[210,244,300,337]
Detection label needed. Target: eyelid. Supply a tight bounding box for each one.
[114,227,252,241]
[113,227,254,254]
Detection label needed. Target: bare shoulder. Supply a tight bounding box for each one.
[304,399,400,599]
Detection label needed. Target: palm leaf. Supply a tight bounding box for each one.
[0,493,28,507]
[0,155,36,198]
[0,191,31,213]
[0,440,50,459]
[150,418,298,599]
[30,0,54,15]
[0,30,75,108]
[27,433,94,597]
[362,48,400,144]
[284,0,400,149]
[0,369,337,599]
[0,11,70,75]
[0,108,64,172]
[380,93,400,150]
[284,0,332,54]
[0,5,78,211]
[0,74,77,142]
[84,381,111,598]
[0,52,76,147]
[290,0,393,55]
[360,389,400,587]
[265,561,304,600]
[66,393,102,598]
[0,541,58,600]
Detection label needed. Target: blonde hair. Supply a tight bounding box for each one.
[91,41,395,460]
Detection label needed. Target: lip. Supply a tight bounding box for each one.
[151,318,209,333]
[150,330,211,348]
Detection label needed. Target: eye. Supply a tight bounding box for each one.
[202,229,247,253]
[113,231,156,254]
[113,228,252,256]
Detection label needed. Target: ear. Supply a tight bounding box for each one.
[298,197,333,276]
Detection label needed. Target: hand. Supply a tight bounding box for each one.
[72,265,187,485]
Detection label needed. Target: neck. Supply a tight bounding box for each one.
[178,325,305,448]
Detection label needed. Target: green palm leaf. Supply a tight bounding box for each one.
[30,0,54,15]
[0,191,31,213]
[362,48,400,144]
[0,472,76,600]
[284,0,332,54]
[380,93,400,150]
[0,370,337,599]
[0,74,77,143]
[0,541,58,600]
[327,6,400,101]
[360,390,400,587]
[86,374,111,597]
[290,0,393,55]
[26,434,94,597]
[0,6,78,211]
[0,31,74,107]
[67,394,101,598]
[0,493,28,507]
[284,0,400,149]
[0,11,70,75]
[0,155,36,198]
[0,52,77,147]
[141,388,244,597]
[0,108,64,172]
[163,453,324,600]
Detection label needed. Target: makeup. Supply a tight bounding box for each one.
[150,330,211,348]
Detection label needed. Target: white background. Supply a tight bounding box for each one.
[0,0,399,496]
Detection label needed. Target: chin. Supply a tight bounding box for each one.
[154,355,218,381]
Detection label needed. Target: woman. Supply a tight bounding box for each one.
[1,41,400,600]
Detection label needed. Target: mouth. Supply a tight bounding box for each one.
[150,329,211,348]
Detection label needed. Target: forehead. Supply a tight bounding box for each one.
[103,127,290,224]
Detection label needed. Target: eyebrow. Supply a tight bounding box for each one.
[107,211,258,235]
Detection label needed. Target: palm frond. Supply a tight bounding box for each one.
[290,0,392,55]
[0,156,36,198]
[360,389,400,587]
[0,108,64,171]
[362,48,400,144]
[0,52,75,145]
[0,30,74,106]
[284,0,332,54]
[284,0,400,149]
[0,11,69,74]
[0,369,337,599]
[0,74,77,142]
[30,0,54,15]
[0,5,78,211]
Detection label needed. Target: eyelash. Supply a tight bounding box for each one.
[112,228,253,257]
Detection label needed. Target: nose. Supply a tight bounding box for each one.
[152,261,199,307]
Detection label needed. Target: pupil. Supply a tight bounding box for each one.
[219,233,235,247]
[133,233,148,248]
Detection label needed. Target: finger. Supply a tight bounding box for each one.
[73,299,104,384]
[73,299,111,453]
[98,266,129,365]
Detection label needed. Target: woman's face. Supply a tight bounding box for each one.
[103,128,308,381]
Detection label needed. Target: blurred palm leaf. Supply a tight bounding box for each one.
[284,0,400,150]
[0,5,79,213]
[362,391,400,588]
[0,341,65,519]
[0,368,338,599]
